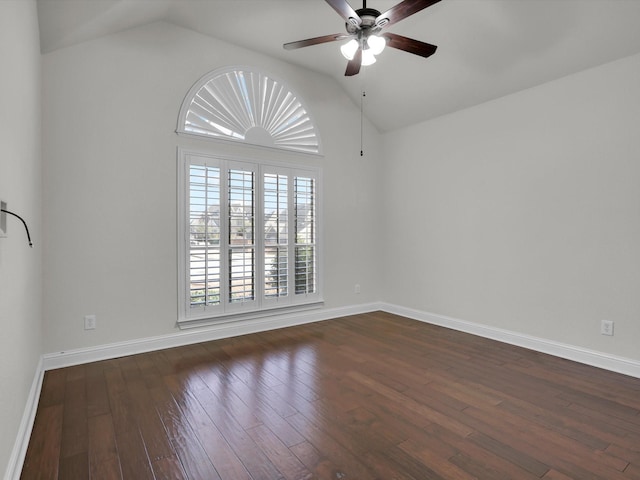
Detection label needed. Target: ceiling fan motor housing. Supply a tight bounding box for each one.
[346,8,382,33]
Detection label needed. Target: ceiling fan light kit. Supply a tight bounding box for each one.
[361,49,377,66]
[340,38,360,60]
[367,34,386,55]
[284,0,441,76]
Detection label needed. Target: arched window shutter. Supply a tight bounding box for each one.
[178,67,321,155]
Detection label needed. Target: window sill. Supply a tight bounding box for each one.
[177,300,325,330]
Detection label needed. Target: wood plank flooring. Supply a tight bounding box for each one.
[21,311,640,479]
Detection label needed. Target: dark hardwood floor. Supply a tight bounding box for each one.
[21,311,640,479]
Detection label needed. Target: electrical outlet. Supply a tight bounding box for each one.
[600,319,614,336]
[84,314,97,330]
[354,284,361,294]
[0,200,6,237]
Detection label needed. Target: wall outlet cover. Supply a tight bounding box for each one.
[84,314,97,330]
[600,319,614,336]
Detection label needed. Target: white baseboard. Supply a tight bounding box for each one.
[380,303,640,379]
[42,302,381,371]
[3,357,44,480]
[9,304,380,479]
[8,301,640,479]
[42,300,640,377]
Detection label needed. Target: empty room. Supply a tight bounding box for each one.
[1,0,639,478]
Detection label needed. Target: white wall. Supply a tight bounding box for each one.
[0,0,43,476]
[382,53,640,362]
[42,22,382,354]
[7,10,640,475]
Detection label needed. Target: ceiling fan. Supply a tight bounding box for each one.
[284,0,441,76]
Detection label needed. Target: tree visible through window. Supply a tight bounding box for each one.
[178,67,322,325]
[180,154,320,323]
[295,177,316,295]
[264,173,289,298]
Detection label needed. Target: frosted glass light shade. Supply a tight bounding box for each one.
[340,39,359,60]
[367,35,386,55]
[362,49,377,66]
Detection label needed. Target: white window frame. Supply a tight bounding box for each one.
[177,148,323,328]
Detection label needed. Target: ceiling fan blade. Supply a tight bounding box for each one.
[325,0,362,26]
[382,32,438,58]
[375,0,441,29]
[284,33,350,50]
[345,48,362,76]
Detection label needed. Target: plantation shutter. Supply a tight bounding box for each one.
[180,153,320,325]
[294,176,316,296]
[264,172,289,299]
[226,165,257,311]
[187,159,222,316]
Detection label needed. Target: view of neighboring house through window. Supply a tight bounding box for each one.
[188,163,221,308]
[180,153,320,324]
[295,176,316,295]
[177,67,322,325]
[264,172,289,298]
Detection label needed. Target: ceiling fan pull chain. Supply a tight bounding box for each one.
[360,90,365,156]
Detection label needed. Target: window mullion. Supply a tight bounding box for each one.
[220,160,231,311]
[288,173,295,301]
[255,166,265,306]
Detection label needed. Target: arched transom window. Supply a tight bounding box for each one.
[177,67,321,154]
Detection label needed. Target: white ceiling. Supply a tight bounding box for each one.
[37,0,640,132]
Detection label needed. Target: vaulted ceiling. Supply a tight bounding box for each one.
[37,0,640,132]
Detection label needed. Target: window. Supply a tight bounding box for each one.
[177,67,323,326]
[177,67,321,155]
[178,151,321,325]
